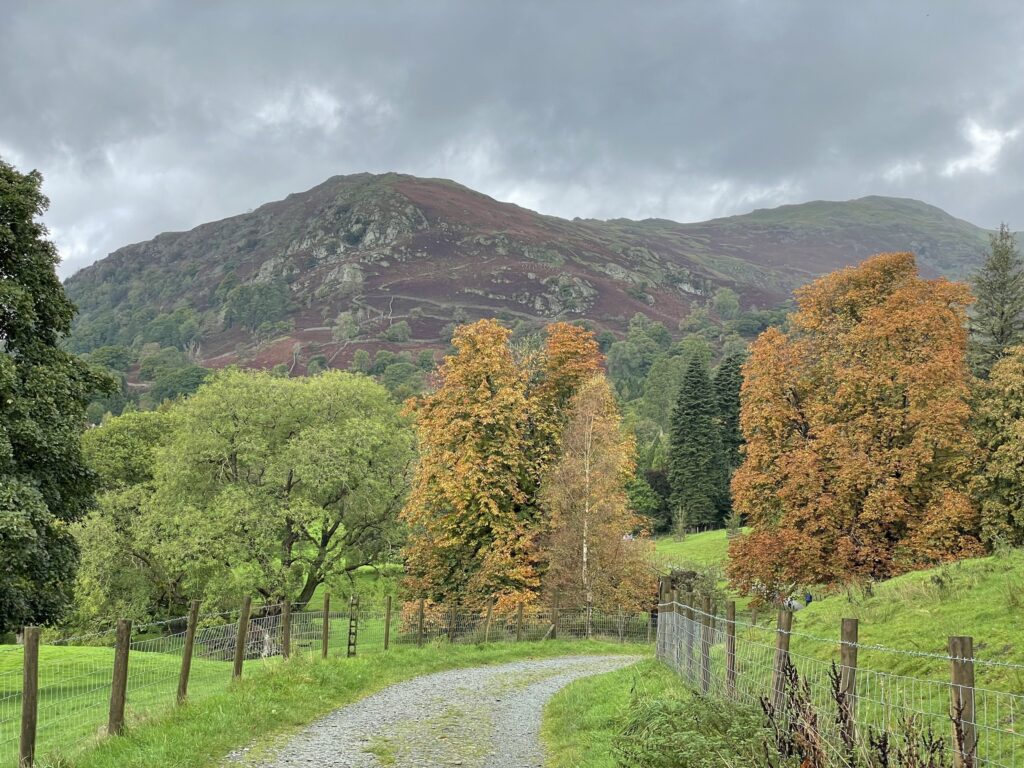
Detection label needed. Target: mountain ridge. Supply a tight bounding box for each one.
[63,172,994,371]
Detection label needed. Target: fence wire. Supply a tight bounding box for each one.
[656,601,1024,768]
[0,600,651,766]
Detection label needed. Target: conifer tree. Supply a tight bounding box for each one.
[971,224,1024,378]
[668,356,726,530]
[713,353,744,470]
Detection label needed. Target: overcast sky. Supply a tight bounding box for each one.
[3,2,1024,279]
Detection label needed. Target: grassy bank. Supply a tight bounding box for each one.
[53,640,646,768]
[543,658,768,768]
[653,528,736,568]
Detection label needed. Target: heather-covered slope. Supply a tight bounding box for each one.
[63,173,992,370]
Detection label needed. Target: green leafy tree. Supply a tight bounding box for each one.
[224,280,291,333]
[971,224,1024,377]
[668,356,726,530]
[151,369,412,606]
[712,287,741,320]
[76,410,181,625]
[383,320,412,342]
[0,158,113,632]
[350,348,371,373]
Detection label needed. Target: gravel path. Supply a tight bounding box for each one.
[240,654,639,768]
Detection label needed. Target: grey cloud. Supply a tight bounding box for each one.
[2,0,1024,278]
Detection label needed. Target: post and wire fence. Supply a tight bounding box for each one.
[656,591,1023,768]
[0,594,653,767]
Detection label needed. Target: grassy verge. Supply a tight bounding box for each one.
[543,658,768,768]
[543,658,666,768]
[56,640,646,768]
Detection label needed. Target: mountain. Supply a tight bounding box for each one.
[63,172,992,371]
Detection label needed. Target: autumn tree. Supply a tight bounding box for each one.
[668,356,727,531]
[401,319,604,609]
[541,375,653,628]
[401,320,539,608]
[729,253,982,598]
[971,224,1024,378]
[973,345,1024,547]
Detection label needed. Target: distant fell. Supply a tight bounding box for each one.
[64,173,993,370]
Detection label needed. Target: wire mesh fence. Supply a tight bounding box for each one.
[0,597,652,767]
[656,599,1024,768]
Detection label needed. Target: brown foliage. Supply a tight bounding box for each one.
[729,253,982,596]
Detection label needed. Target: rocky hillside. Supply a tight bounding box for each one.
[64,172,992,371]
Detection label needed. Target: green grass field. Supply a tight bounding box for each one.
[652,528,739,568]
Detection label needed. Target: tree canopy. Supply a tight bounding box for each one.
[0,158,112,632]
[76,369,412,621]
[729,252,981,597]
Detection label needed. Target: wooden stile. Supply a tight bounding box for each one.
[177,599,201,704]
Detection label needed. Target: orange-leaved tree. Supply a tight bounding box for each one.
[401,319,606,610]
[540,374,653,625]
[728,252,982,598]
[401,319,539,609]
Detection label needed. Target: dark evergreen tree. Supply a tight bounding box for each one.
[668,356,726,530]
[0,158,113,632]
[713,353,744,469]
[971,224,1024,378]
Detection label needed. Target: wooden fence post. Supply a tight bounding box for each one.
[484,599,494,643]
[18,626,40,768]
[839,618,859,744]
[515,603,524,642]
[232,596,251,680]
[107,618,132,736]
[417,598,425,647]
[177,599,201,704]
[281,600,291,660]
[700,596,713,693]
[447,603,458,643]
[751,605,759,626]
[550,593,560,640]
[771,609,793,713]
[321,592,331,659]
[949,636,978,768]
[383,595,392,650]
[725,601,737,697]
[683,593,695,682]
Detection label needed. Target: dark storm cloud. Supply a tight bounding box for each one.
[2,1,1024,278]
